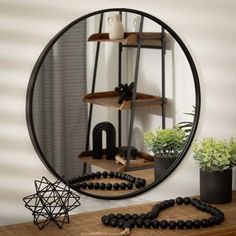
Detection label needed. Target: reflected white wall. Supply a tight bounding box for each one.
[125,14,195,151]
[86,13,129,147]
[0,0,236,226]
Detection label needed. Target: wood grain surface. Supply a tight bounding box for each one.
[83,91,163,110]
[0,192,236,236]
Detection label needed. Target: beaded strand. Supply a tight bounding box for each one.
[68,171,147,191]
[101,197,224,230]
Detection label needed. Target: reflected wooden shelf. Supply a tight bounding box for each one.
[79,151,154,172]
[88,32,164,48]
[84,91,165,110]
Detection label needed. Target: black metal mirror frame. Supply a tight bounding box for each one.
[26,8,201,199]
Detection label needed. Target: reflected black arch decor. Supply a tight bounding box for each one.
[26,8,201,200]
[93,122,116,160]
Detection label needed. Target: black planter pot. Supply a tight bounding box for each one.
[154,156,177,180]
[200,168,232,204]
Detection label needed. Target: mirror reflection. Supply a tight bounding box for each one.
[32,10,196,198]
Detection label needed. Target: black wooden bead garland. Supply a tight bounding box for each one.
[68,171,146,191]
[101,197,224,231]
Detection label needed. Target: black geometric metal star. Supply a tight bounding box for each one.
[23,176,81,230]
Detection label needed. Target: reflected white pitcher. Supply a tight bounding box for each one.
[107,14,124,40]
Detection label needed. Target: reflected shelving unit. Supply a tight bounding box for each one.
[88,32,163,48]
[79,150,154,172]
[80,13,167,173]
[84,91,165,110]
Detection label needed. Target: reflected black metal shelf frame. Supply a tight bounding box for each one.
[83,12,166,173]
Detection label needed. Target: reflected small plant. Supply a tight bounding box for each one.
[175,106,195,140]
[144,127,186,158]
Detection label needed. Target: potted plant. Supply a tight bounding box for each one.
[174,106,195,139]
[144,127,186,179]
[192,137,236,203]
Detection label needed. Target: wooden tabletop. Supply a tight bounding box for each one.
[0,192,236,236]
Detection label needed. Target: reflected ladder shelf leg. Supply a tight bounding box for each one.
[126,15,144,171]
[161,26,166,129]
[118,10,123,149]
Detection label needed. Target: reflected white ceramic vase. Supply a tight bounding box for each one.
[108,14,124,40]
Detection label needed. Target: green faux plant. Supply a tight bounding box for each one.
[174,106,195,139]
[192,137,236,172]
[144,127,186,158]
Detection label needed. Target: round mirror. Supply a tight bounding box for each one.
[26,8,200,199]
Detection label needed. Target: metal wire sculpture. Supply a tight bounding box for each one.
[23,176,81,230]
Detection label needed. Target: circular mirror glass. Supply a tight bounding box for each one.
[27,8,200,199]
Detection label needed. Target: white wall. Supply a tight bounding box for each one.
[0,0,236,226]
